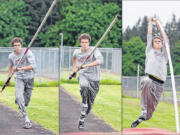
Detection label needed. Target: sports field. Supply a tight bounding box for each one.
[0,75,59,134]
[62,83,122,131]
[60,71,121,85]
[123,95,180,132]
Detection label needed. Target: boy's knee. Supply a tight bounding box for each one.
[80,87,89,96]
[15,96,24,104]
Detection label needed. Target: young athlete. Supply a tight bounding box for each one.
[131,17,168,128]
[7,37,36,129]
[71,33,103,129]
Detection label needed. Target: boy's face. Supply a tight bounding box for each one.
[153,38,162,50]
[80,39,90,51]
[13,42,22,54]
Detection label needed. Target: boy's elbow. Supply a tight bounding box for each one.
[30,63,37,70]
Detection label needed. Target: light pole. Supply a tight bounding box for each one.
[59,33,63,87]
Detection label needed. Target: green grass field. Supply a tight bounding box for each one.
[123,96,180,132]
[0,86,59,134]
[0,74,59,87]
[62,83,122,131]
[61,71,121,85]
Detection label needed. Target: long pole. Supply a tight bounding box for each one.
[156,19,179,133]
[1,0,58,92]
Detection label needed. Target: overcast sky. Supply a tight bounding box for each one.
[123,0,180,30]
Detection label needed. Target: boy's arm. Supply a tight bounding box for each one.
[82,61,100,68]
[146,17,153,54]
[82,49,103,69]
[154,18,166,39]
[70,50,78,78]
[7,66,13,78]
[154,18,168,61]
[147,17,152,35]
[70,57,77,78]
[16,65,33,71]
[72,57,77,73]
[6,65,13,86]
[19,50,36,71]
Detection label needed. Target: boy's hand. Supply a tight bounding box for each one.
[78,65,88,70]
[148,17,153,22]
[153,18,160,23]
[13,68,18,72]
[6,81,10,86]
[14,67,23,72]
[69,72,76,79]
[81,65,88,69]
[5,78,11,86]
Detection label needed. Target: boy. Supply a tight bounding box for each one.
[7,37,36,129]
[71,33,103,129]
[131,18,168,128]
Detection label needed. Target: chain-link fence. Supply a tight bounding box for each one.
[0,46,122,82]
[0,47,59,80]
[122,75,180,103]
[60,46,122,81]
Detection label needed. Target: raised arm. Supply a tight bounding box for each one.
[147,17,153,35]
[154,18,166,40]
[154,18,168,61]
[146,17,153,54]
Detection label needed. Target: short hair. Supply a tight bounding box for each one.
[11,37,23,46]
[153,35,163,42]
[152,36,163,46]
[78,33,91,43]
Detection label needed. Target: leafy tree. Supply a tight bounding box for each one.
[101,0,121,4]
[39,0,121,48]
[123,16,148,43]
[173,41,180,75]
[24,0,60,46]
[122,37,145,76]
[138,16,148,42]
[0,0,30,47]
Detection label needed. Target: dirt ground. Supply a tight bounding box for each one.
[60,86,117,134]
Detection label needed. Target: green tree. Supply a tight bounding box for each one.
[24,0,60,46]
[0,0,30,47]
[173,40,180,75]
[122,37,145,76]
[39,0,121,48]
[165,14,180,63]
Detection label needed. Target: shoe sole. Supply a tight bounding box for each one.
[23,123,32,129]
[131,120,140,128]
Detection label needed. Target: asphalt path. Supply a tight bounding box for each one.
[0,102,56,135]
[60,86,116,134]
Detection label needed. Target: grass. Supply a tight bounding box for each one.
[61,71,121,84]
[62,83,122,131]
[0,74,59,87]
[0,86,59,134]
[123,96,179,132]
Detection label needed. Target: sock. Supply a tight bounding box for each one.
[25,116,30,122]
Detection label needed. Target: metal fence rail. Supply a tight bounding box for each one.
[0,47,122,81]
[0,47,59,80]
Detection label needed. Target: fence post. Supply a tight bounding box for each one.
[59,33,63,81]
